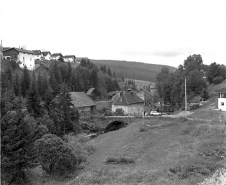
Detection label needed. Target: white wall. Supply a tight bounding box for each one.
[112,103,144,116]
[64,58,74,62]
[218,93,226,111]
[35,55,41,60]
[51,56,60,60]
[18,52,35,70]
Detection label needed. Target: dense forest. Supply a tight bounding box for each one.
[91,59,176,82]
[156,54,226,107]
[0,58,119,184]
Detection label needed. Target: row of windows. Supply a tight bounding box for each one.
[22,57,33,61]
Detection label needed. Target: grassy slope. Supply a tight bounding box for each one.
[69,100,226,185]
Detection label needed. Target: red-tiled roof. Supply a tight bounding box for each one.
[113,91,144,105]
[70,92,96,108]
[216,87,226,93]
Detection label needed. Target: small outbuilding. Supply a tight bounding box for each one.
[70,92,96,117]
[216,87,226,111]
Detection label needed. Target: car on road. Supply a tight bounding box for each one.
[150,111,161,116]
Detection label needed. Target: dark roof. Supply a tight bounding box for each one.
[32,50,42,55]
[113,91,144,105]
[41,51,51,56]
[51,53,63,57]
[64,55,76,58]
[86,88,95,96]
[3,47,10,51]
[70,92,96,108]
[3,47,35,55]
[216,87,226,93]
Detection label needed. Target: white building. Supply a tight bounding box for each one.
[41,51,51,60]
[3,47,36,70]
[64,55,76,63]
[112,90,145,116]
[216,87,226,111]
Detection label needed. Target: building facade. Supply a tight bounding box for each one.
[112,90,144,116]
[3,47,36,70]
[64,55,76,63]
[216,87,226,111]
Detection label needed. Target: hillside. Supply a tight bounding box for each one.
[91,59,176,82]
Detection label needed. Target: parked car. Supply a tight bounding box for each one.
[150,111,161,116]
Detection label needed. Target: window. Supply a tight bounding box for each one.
[30,58,32,61]
[221,102,224,106]
[23,57,25,61]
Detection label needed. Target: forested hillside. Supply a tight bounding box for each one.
[91,59,176,82]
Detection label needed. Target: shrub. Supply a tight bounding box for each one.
[105,156,135,164]
[115,108,124,116]
[35,134,79,175]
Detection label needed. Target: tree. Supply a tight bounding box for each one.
[13,73,21,96]
[50,83,80,136]
[201,88,209,101]
[1,106,48,184]
[21,65,30,97]
[107,67,112,76]
[35,134,78,175]
[184,54,203,71]
[27,71,42,117]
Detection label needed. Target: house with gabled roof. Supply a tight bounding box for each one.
[216,87,226,111]
[3,47,36,70]
[41,51,51,60]
[51,53,64,62]
[64,55,76,63]
[32,50,42,60]
[70,92,96,117]
[112,89,144,116]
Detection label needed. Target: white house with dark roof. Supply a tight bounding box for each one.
[51,53,64,61]
[70,92,96,117]
[64,55,76,63]
[3,47,36,70]
[112,89,144,116]
[216,87,226,111]
[41,51,51,60]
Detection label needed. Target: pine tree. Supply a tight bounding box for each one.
[107,67,112,77]
[13,73,21,96]
[27,71,41,118]
[21,65,30,97]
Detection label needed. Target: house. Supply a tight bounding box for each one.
[41,51,51,60]
[216,87,226,111]
[70,92,96,117]
[51,53,64,61]
[3,47,36,70]
[112,89,144,116]
[64,55,76,63]
[32,50,42,60]
[107,91,120,99]
[136,89,153,105]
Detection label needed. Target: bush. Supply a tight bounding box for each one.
[115,108,124,116]
[35,134,79,175]
[105,156,135,164]
[213,76,224,84]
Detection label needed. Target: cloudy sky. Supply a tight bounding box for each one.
[1,0,226,67]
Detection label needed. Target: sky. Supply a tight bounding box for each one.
[1,0,226,67]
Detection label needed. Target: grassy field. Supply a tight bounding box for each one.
[29,100,226,185]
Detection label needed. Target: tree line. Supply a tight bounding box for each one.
[1,58,119,184]
[156,54,226,107]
